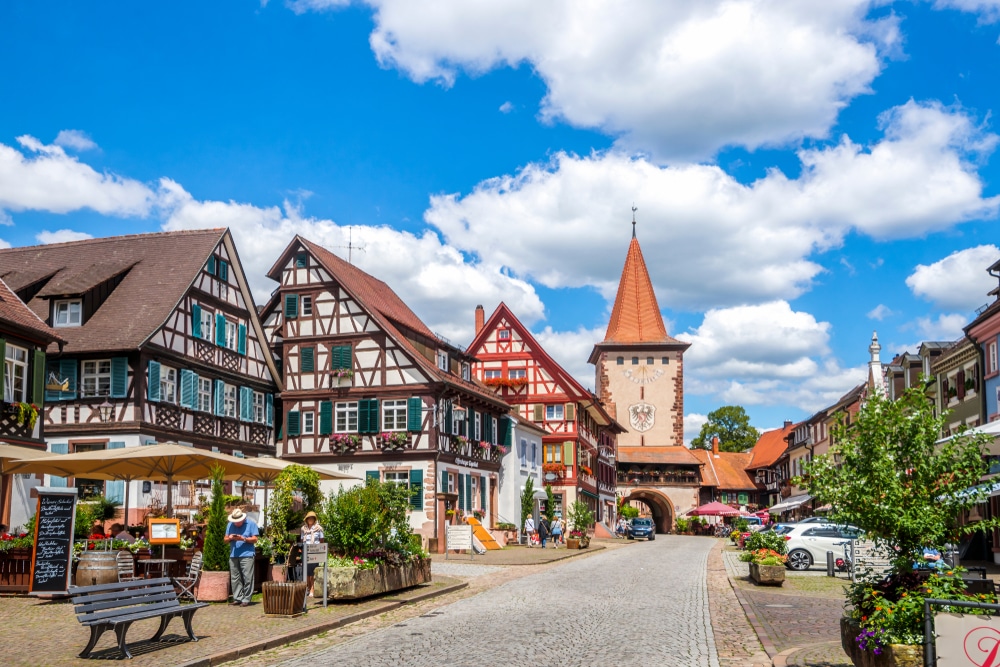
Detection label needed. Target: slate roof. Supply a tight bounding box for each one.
[690,448,756,490]
[0,278,64,346]
[746,422,796,470]
[617,446,701,465]
[0,229,226,353]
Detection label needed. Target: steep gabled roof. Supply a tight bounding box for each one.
[746,422,796,471]
[691,449,756,490]
[0,278,64,346]
[602,236,683,345]
[0,229,226,353]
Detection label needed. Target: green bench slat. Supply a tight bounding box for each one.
[79,603,207,628]
[70,577,172,596]
[79,599,182,624]
[75,591,180,615]
[72,584,176,607]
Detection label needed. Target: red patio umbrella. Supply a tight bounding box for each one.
[691,501,740,516]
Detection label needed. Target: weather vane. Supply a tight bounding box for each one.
[632,204,638,238]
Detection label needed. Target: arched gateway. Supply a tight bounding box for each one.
[623,489,675,534]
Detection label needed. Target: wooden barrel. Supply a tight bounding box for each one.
[75,551,119,587]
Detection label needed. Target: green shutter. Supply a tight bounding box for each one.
[458,473,465,510]
[301,346,315,372]
[465,475,472,512]
[59,359,77,400]
[215,313,226,347]
[214,379,225,416]
[237,324,247,355]
[441,469,448,494]
[366,470,379,484]
[468,408,477,440]
[266,394,274,427]
[563,441,573,466]
[479,475,486,510]
[331,344,351,370]
[207,255,216,275]
[565,403,575,421]
[240,386,252,421]
[358,398,379,434]
[191,303,202,339]
[319,401,333,435]
[105,442,126,502]
[147,361,161,402]
[49,442,68,487]
[218,260,228,282]
[295,253,307,268]
[409,469,423,510]
[445,400,453,434]
[484,413,492,443]
[287,410,301,436]
[407,397,422,432]
[284,294,298,319]
[110,357,128,398]
[499,416,512,447]
[179,369,197,409]
[532,404,544,422]
[32,349,46,405]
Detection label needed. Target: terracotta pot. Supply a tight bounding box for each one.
[269,563,287,583]
[566,538,581,549]
[196,570,230,602]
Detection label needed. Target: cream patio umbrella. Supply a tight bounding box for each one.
[0,443,56,527]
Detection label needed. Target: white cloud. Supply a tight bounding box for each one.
[427,101,998,311]
[498,101,514,114]
[933,0,1000,21]
[285,0,349,14]
[867,304,895,320]
[328,0,895,160]
[53,130,98,152]
[0,136,154,217]
[683,413,708,446]
[0,238,11,250]
[35,229,95,244]
[158,179,544,340]
[532,325,605,391]
[914,313,969,340]
[906,245,1000,311]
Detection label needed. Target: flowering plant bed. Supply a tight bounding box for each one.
[483,377,528,390]
[380,431,409,449]
[313,557,431,599]
[542,462,565,473]
[748,562,785,586]
[331,433,362,453]
[840,617,921,667]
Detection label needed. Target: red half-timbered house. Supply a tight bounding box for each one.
[466,303,624,525]
[260,237,511,553]
[0,229,280,524]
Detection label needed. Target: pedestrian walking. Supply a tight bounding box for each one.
[301,511,325,597]
[538,516,550,548]
[551,515,563,547]
[524,516,535,547]
[224,508,259,607]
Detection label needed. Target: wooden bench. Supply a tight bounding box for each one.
[69,577,208,659]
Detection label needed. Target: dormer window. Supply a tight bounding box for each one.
[437,351,449,372]
[54,299,82,327]
[461,363,470,381]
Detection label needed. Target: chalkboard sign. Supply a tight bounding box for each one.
[29,487,77,595]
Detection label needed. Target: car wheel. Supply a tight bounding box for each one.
[787,549,812,571]
[627,535,634,540]
[649,535,655,541]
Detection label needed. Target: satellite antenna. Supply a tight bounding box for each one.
[334,226,367,264]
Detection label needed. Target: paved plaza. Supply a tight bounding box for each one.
[272,535,721,667]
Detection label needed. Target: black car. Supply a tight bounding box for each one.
[627,517,655,541]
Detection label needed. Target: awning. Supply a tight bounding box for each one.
[579,489,599,500]
[766,494,812,513]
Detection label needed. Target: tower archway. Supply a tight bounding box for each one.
[623,489,675,534]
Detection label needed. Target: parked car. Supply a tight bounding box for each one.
[783,524,862,570]
[628,517,655,541]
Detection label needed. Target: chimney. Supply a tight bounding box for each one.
[475,305,485,334]
[783,420,793,429]
[712,436,720,457]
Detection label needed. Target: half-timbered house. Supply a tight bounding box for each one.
[261,237,511,553]
[0,278,64,529]
[466,303,624,525]
[0,230,280,524]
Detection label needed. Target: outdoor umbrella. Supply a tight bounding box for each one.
[691,501,740,517]
[232,457,359,528]
[0,443,56,526]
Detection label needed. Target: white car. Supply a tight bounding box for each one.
[782,524,862,571]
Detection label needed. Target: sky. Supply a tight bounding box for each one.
[2,1,1000,439]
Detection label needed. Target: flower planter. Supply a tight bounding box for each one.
[566,538,581,549]
[748,562,785,586]
[262,581,308,617]
[196,570,231,602]
[840,617,922,667]
[313,558,431,600]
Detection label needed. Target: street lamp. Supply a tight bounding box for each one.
[98,399,114,423]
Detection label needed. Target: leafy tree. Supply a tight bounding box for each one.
[321,478,413,558]
[800,385,999,567]
[519,478,535,532]
[544,485,556,523]
[619,505,639,520]
[690,405,760,452]
[202,465,229,572]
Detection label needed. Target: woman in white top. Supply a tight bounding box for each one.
[301,511,325,596]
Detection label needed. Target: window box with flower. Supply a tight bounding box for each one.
[380,431,409,450]
[3,402,39,430]
[331,433,362,454]
[542,462,565,474]
[482,377,528,391]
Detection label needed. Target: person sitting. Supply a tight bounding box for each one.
[89,522,107,539]
[111,523,135,544]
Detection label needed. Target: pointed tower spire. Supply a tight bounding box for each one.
[868,331,885,396]
[603,218,672,344]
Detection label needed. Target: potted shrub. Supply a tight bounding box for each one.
[567,501,593,549]
[519,479,535,544]
[198,465,231,602]
[740,548,787,585]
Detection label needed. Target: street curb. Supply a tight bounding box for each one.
[771,646,795,667]
[731,583,779,658]
[174,580,469,667]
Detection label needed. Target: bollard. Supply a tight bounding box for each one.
[827,550,835,577]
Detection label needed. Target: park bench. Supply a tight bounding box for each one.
[69,577,208,659]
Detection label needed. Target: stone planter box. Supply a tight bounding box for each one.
[748,562,785,586]
[840,617,921,667]
[313,558,431,600]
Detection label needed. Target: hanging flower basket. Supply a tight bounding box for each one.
[3,402,38,429]
[483,377,528,390]
[452,435,470,447]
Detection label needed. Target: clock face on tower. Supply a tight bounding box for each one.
[622,365,663,385]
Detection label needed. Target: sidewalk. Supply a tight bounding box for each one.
[0,576,466,667]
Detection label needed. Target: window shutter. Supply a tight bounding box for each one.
[0,339,5,399]
[287,410,301,436]
[301,346,315,372]
[284,294,298,319]
[59,359,77,400]
[240,386,252,421]
[469,408,477,440]
[366,470,379,484]
[409,469,423,510]
[565,403,575,421]
[110,357,128,398]
[445,400,453,435]
[358,398,380,434]
[501,416,512,447]
[49,442,69,487]
[32,349,46,405]
[237,324,247,355]
[957,369,966,400]
[265,393,274,427]
[319,401,333,435]
[147,361,161,402]
[191,303,202,339]
[532,404,544,422]
[214,379,225,416]
[563,441,573,466]
[207,255,216,276]
[519,440,527,466]
[105,442,126,502]
[479,475,486,510]
[465,475,472,511]
[179,369,196,409]
[215,313,226,347]
[218,260,228,282]
[407,397,422,431]
[441,469,448,493]
[458,473,465,510]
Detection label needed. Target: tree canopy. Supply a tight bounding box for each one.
[690,405,760,452]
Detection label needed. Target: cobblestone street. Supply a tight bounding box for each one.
[271,536,721,667]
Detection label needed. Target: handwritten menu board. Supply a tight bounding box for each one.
[29,488,77,595]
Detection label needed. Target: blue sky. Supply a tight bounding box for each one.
[2,1,1000,437]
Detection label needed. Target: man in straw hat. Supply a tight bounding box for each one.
[225,508,259,606]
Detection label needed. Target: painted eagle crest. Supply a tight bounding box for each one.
[628,402,655,433]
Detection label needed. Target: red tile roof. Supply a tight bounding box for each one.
[0,278,63,346]
[746,422,796,470]
[0,229,225,353]
[690,449,756,490]
[617,446,702,465]
[603,236,683,345]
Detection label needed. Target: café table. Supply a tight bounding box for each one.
[137,558,177,579]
